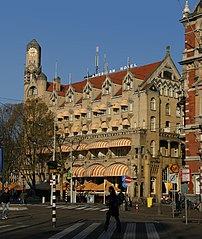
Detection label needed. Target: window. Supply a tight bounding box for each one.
[150,98,156,110]
[150,117,156,131]
[169,87,173,97]
[164,86,168,96]
[165,103,170,115]
[150,141,155,157]
[28,86,37,96]
[176,123,181,134]
[129,102,133,112]
[113,108,119,114]
[102,80,112,95]
[123,75,133,91]
[176,106,181,117]
[174,88,178,98]
[121,106,128,112]
[165,121,170,132]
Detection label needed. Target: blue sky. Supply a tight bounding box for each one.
[0,0,198,104]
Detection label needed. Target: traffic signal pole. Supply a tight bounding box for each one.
[52,112,57,228]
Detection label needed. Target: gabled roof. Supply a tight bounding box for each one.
[46,61,162,96]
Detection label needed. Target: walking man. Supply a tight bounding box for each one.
[105,186,121,232]
[1,187,10,219]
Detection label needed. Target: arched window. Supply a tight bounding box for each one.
[150,140,155,157]
[150,98,156,110]
[150,116,156,131]
[28,86,37,96]
[165,103,170,115]
[164,86,168,96]
[176,106,181,117]
[174,88,178,98]
[169,87,173,97]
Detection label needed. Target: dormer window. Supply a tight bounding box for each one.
[66,88,74,103]
[102,79,112,95]
[84,84,92,99]
[123,75,133,91]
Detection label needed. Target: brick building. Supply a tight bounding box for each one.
[24,39,183,201]
[180,0,202,195]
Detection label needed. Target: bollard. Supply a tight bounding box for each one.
[136,203,139,214]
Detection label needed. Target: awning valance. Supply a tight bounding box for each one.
[111,119,120,127]
[57,113,63,119]
[82,124,88,132]
[92,106,99,112]
[112,103,120,109]
[72,166,85,177]
[72,143,87,151]
[72,125,81,132]
[80,108,87,114]
[122,118,130,126]
[85,164,105,177]
[101,122,108,129]
[109,138,131,148]
[99,104,107,111]
[104,163,129,176]
[62,111,69,117]
[87,141,109,150]
[120,99,128,106]
[74,109,80,115]
[91,123,99,130]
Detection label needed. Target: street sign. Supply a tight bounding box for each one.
[168,173,177,183]
[180,168,191,182]
[169,164,179,174]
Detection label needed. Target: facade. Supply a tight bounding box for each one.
[24,39,183,201]
[180,0,202,195]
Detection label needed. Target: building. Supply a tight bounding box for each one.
[180,0,202,195]
[24,39,183,202]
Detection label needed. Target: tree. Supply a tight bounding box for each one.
[20,98,54,189]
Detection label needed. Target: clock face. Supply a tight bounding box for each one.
[28,47,37,57]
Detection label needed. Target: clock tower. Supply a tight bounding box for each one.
[24,39,47,101]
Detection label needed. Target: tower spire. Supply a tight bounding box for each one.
[183,0,190,18]
[95,46,99,74]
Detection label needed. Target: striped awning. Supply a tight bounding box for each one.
[61,143,87,152]
[122,118,130,126]
[91,123,99,130]
[57,113,63,119]
[87,141,109,150]
[74,109,80,115]
[72,166,85,177]
[112,119,120,127]
[85,164,105,177]
[99,104,107,111]
[112,103,120,109]
[92,106,99,112]
[62,111,69,117]
[82,124,88,132]
[80,108,87,114]
[120,99,128,106]
[72,125,81,132]
[109,138,131,148]
[101,122,108,129]
[72,143,87,151]
[104,163,129,176]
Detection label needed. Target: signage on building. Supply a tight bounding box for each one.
[180,168,191,182]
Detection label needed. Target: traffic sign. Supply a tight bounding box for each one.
[50,178,53,185]
[66,173,72,180]
[168,173,177,183]
[125,175,132,184]
[180,168,191,182]
[169,164,179,174]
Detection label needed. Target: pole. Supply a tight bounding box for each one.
[0,147,4,192]
[52,112,57,227]
[70,141,73,203]
[103,179,106,204]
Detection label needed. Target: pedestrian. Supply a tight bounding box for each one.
[0,187,11,219]
[104,186,121,232]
